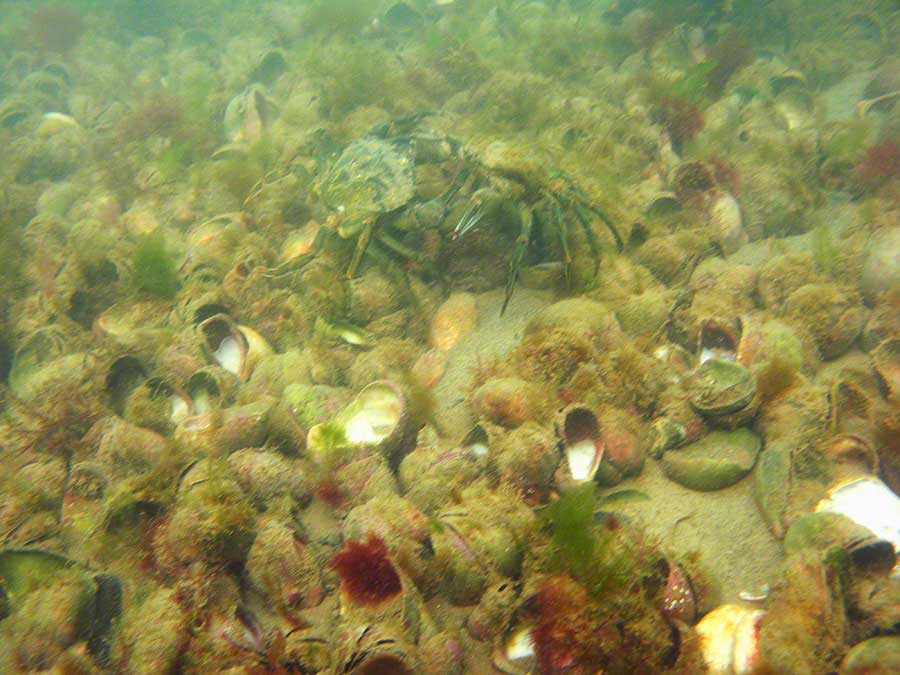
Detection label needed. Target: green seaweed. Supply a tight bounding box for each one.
[156,142,191,183]
[811,224,841,277]
[546,484,597,580]
[131,228,179,299]
[544,483,649,600]
[669,61,718,103]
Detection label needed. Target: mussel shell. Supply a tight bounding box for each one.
[336,380,412,468]
[688,358,758,425]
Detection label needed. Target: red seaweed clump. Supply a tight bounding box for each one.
[330,533,402,606]
[705,30,754,97]
[116,92,187,143]
[28,4,84,54]
[525,575,611,675]
[653,95,705,149]
[857,139,900,189]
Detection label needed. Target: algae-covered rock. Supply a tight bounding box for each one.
[115,587,187,675]
[660,428,761,491]
[841,637,900,675]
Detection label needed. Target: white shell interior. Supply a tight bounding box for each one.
[169,395,191,424]
[213,336,243,375]
[468,442,489,458]
[816,476,900,552]
[192,387,213,415]
[505,626,535,661]
[700,346,737,365]
[343,392,401,444]
[697,604,765,675]
[567,438,600,482]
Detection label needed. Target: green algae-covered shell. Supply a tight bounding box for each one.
[841,637,900,675]
[688,357,759,428]
[319,137,415,222]
[660,428,761,491]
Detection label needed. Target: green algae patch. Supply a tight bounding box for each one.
[131,228,179,299]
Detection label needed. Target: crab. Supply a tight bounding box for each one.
[310,122,622,313]
[448,140,624,313]
[317,134,423,279]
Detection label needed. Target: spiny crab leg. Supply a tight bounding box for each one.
[452,201,485,240]
[502,205,534,315]
[547,195,573,289]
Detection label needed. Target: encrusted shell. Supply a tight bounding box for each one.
[688,358,759,428]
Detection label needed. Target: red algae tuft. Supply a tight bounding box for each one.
[526,575,608,675]
[857,139,900,188]
[330,533,402,606]
[653,95,705,148]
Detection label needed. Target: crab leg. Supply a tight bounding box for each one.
[375,230,429,268]
[548,195,573,289]
[502,206,534,315]
[346,222,374,278]
[571,200,603,276]
[567,183,623,252]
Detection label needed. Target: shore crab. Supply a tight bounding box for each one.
[309,120,623,312]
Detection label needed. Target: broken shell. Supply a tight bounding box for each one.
[554,404,604,485]
[184,367,232,414]
[121,376,194,432]
[815,476,900,558]
[696,604,765,675]
[688,358,759,429]
[770,68,808,94]
[198,313,272,381]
